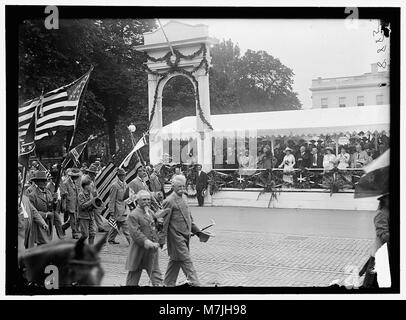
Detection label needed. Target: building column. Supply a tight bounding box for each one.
[196,69,213,172]
[148,74,163,165]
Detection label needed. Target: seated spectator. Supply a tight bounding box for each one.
[336,147,350,169]
[351,143,369,168]
[310,146,323,168]
[322,147,336,171]
[295,146,310,169]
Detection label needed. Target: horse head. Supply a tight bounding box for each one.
[19,233,108,288]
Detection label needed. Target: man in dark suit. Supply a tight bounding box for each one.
[296,146,311,169]
[194,164,208,207]
[310,146,323,168]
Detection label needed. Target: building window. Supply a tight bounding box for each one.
[376,94,384,105]
[357,96,365,106]
[339,97,346,108]
[321,98,328,108]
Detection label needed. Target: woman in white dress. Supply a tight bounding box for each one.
[322,147,336,171]
[278,147,295,185]
[336,146,351,183]
[336,147,350,170]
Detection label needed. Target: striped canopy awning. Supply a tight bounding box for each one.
[159,105,390,141]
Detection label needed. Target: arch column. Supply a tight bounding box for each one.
[148,73,163,165]
[196,69,213,172]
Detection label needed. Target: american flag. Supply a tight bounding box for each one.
[18,68,92,141]
[95,145,141,219]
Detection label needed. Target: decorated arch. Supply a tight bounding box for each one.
[135,21,218,171]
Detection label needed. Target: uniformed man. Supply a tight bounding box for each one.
[26,171,55,245]
[77,176,97,245]
[60,167,81,239]
[128,165,150,197]
[148,165,162,193]
[82,164,109,232]
[107,168,131,245]
[46,168,65,239]
[161,175,206,286]
[18,173,48,255]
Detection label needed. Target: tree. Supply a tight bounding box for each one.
[18,18,157,155]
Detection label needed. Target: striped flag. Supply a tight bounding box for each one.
[120,133,148,168]
[354,149,389,198]
[18,68,92,141]
[61,135,96,169]
[107,216,118,230]
[95,150,141,218]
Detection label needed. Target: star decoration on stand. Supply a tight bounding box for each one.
[237,175,245,183]
[297,174,307,183]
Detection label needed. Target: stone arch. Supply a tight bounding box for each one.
[135,21,218,171]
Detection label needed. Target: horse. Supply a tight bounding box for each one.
[18,233,108,288]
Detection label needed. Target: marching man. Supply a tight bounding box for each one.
[160,175,211,286]
[125,190,164,286]
[107,168,131,245]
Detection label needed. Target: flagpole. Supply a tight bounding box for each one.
[68,65,94,151]
[19,166,27,207]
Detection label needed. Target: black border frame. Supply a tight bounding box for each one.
[6,5,400,295]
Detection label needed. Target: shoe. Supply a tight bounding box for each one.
[108,240,120,245]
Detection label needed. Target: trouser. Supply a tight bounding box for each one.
[94,211,108,231]
[196,188,205,206]
[67,211,80,238]
[52,212,65,239]
[36,213,54,245]
[164,257,200,287]
[107,220,131,244]
[126,252,163,286]
[78,217,96,245]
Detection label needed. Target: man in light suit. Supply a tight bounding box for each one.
[161,175,205,286]
[194,164,208,207]
[125,190,163,286]
[351,143,369,168]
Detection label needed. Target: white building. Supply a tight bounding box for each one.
[310,63,390,109]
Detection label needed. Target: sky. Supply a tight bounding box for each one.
[160,18,390,109]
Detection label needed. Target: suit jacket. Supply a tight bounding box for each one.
[26,184,53,244]
[351,150,369,168]
[149,173,162,193]
[18,195,47,253]
[108,179,129,221]
[161,193,200,261]
[194,171,208,190]
[296,151,311,169]
[125,206,160,271]
[129,177,150,196]
[309,152,324,168]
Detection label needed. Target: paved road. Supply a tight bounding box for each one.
[98,206,376,287]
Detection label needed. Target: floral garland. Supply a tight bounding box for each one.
[142,44,213,131]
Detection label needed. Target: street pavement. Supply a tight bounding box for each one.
[97,206,376,287]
